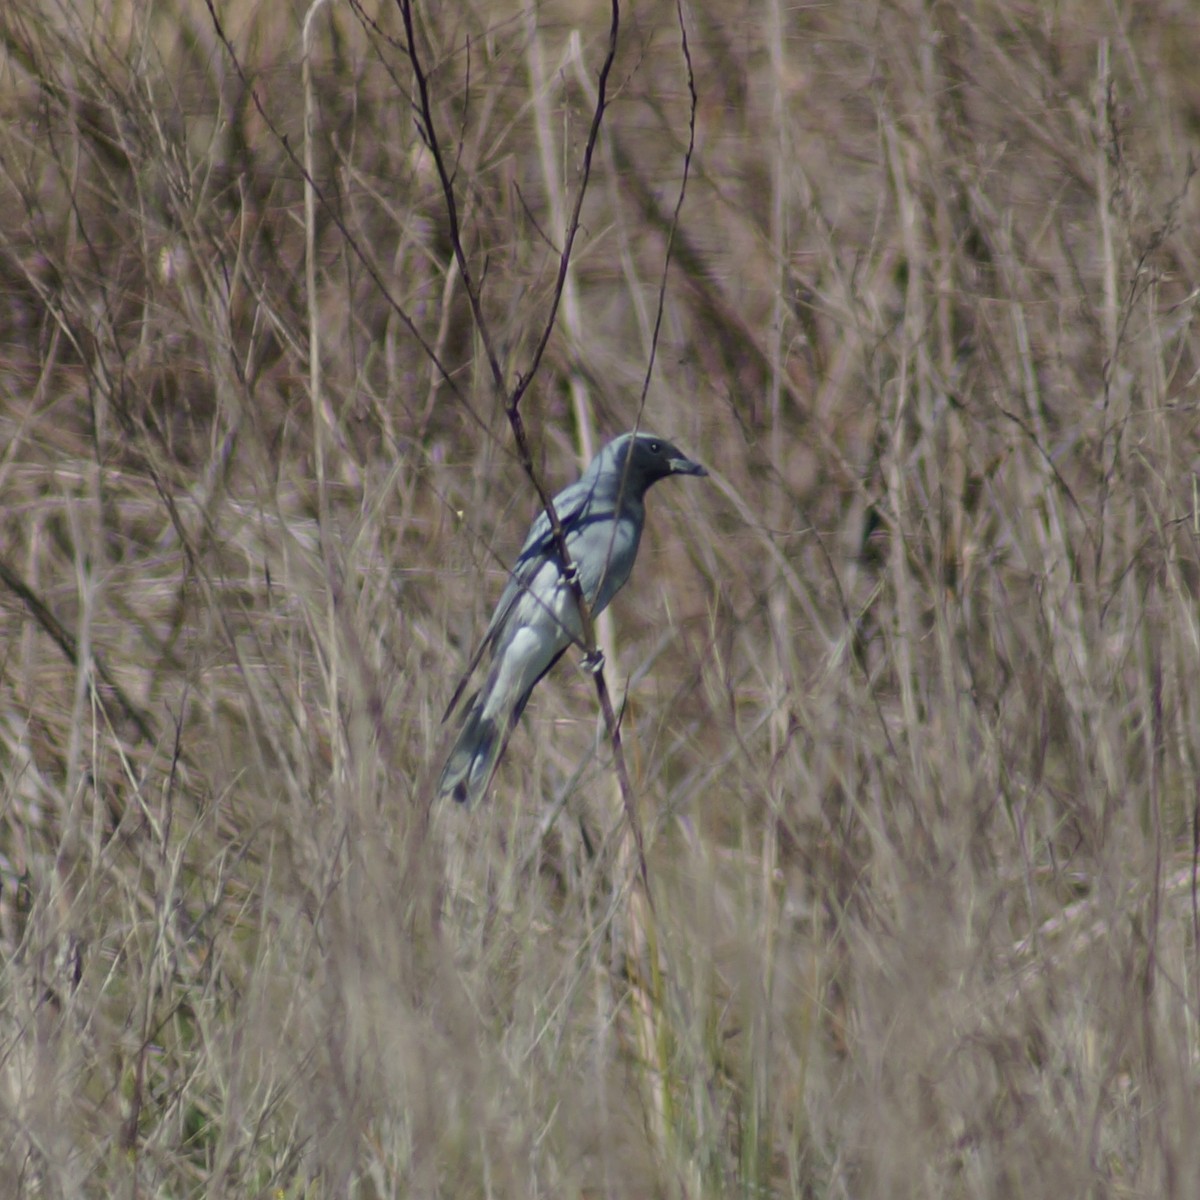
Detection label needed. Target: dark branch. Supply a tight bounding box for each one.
[201,0,474,425]
[0,557,157,747]
[395,0,506,397]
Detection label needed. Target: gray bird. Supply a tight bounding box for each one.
[438,432,707,805]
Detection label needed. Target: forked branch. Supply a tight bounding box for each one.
[397,0,653,882]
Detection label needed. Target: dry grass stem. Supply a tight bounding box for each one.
[2,0,1200,1196]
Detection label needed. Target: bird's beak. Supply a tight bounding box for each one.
[669,454,708,478]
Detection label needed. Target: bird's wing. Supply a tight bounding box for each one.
[512,470,604,563]
[480,472,607,640]
[443,474,605,722]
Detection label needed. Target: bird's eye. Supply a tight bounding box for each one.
[649,440,661,453]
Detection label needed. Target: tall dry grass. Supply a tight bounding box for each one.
[2,0,1200,1196]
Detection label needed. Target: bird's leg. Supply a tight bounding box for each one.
[559,556,603,672]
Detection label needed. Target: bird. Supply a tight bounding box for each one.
[437,432,708,806]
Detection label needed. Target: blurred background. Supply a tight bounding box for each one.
[2,0,1200,1195]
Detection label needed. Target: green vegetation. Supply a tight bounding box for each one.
[2,0,1199,1195]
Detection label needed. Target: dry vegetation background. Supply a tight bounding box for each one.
[2,0,1200,1195]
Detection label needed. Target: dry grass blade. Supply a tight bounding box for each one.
[2,1,1200,1197]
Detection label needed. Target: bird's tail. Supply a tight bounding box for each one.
[437,692,505,805]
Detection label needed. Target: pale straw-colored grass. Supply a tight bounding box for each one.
[2,0,1199,1195]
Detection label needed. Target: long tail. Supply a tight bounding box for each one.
[437,691,505,806]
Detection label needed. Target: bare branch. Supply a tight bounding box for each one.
[508,0,621,417]
[393,0,647,880]
[0,557,157,747]
[636,0,698,416]
[395,0,507,397]
[201,0,475,426]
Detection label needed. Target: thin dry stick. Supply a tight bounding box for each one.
[523,24,612,734]
[635,0,697,418]
[614,0,698,1175]
[201,0,478,430]
[301,0,342,783]
[0,557,157,747]
[394,0,505,395]
[527,13,680,1177]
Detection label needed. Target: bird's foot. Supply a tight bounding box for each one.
[583,648,606,675]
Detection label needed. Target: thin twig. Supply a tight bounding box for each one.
[302,0,342,782]
[637,0,697,416]
[201,0,475,427]
[395,1,506,396]
[0,556,157,746]
[508,1,621,417]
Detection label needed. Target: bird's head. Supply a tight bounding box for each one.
[611,432,708,493]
